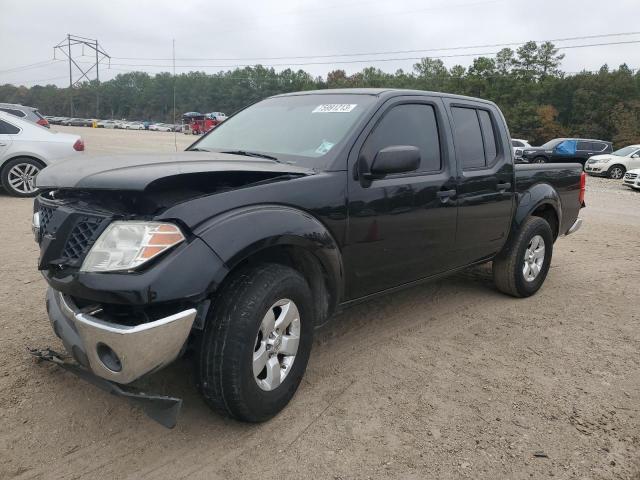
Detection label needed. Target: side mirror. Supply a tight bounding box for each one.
[368,145,420,177]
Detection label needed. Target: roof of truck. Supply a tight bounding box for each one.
[272,88,498,106]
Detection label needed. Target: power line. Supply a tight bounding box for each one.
[91,39,640,70]
[0,59,64,75]
[110,31,640,62]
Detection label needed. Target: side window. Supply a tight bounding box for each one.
[512,140,524,148]
[364,103,441,173]
[589,142,605,152]
[576,141,590,151]
[451,107,485,169]
[0,107,26,118]
[0,119,20,135]
[478,110,497,163]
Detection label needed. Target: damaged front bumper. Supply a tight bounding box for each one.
[46,287,197,384]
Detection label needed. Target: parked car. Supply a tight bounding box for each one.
[0,111,84,197]
[32,89,585,427]
[125,122,145,130]
[511,138,531,161]
[521,138,612,165]
[623,169,640,190]
[63,118,92,127]
[584,144,640,179]
[97,120,118,129]
[0,103,49,128]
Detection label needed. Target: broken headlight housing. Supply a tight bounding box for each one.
[80,221,185,272]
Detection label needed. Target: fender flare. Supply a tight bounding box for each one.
[513,183,562,238]
[194,204,344,312]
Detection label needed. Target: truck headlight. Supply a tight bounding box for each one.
[80,221,185,272]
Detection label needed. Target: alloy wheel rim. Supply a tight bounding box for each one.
[611,168,624,179]
[253,298,301,391]
[7,163,40,194]
[522,234,545,282]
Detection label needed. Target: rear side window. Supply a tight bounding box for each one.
[589,142,605,151]
[33,110,45,120]
[364,103,441,173]
[452,107,501,169]
[478,110,497,163]
[0,107,26,118]
[0,119,20,134]
[576,141,590,151]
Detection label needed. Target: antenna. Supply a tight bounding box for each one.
[54,34,110,118]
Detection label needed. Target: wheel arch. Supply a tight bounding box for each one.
[195,205,344,326]
[513,183,562,241]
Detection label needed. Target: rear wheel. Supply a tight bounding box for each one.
[1,158,44,197]
[493,216,554,298]
[198,263,314,422]
[608,165,626,179]
[533,156,547,164]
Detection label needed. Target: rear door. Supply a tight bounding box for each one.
[0,118,17,160]
[345,95,458,299]
[443,99,515,265]
[576,140,595,163]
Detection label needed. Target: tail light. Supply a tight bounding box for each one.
[73,139,85,151]
[37,118,50,128]
[579,171,586,206]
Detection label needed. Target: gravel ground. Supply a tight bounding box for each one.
[0,127,639,479]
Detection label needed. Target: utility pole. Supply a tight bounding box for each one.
[54,34,110,118]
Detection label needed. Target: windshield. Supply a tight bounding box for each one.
[613,146,638,156]
[539,139,563,149]
[191,94,376,165]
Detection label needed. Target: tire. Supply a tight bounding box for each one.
[1,157,44,197]
[493,216,554,298]
[607,165,626,180]
[533,156,547,164]
[198,263,314,422]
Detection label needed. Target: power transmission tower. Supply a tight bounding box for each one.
[54,34,110,118]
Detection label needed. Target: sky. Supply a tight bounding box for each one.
[0,0,638,87]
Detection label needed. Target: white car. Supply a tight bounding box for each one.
[584,144,640,179]
[0,111,84,197]
[125,122,145,130]
[149,123,173,132]
[623,168,640,190]
[511,138,531,160]
[97,120,117,129]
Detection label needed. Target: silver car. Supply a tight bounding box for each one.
[0,103,50,128]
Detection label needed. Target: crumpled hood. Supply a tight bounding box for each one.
[36,151,313,190]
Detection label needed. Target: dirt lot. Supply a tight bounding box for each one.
[1,127,639,479]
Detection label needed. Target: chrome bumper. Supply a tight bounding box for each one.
[47,288,196,384]
[566,218,583,235]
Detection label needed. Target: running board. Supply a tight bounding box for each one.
[29,348,182,429]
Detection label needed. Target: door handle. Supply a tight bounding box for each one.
[497,182,512,191]
[437,189,456,202]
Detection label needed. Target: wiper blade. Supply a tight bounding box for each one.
[221,150,279,162]
[188,147,211,152]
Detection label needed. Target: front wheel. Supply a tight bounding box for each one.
[532,156,547,164]
[607,165,626,179]
[493,216,554,298]
[198,263,314,422]
[1,158,44,197]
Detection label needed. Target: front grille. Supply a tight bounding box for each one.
[39,205,55,234]
[61,217,104,261]
[624,173,638,180]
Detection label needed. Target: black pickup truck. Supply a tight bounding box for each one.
[32,89,585,427]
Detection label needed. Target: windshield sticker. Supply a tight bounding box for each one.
[315,140,335,155]
[312,104,357,113]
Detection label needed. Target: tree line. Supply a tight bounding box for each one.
[1,41,639,146]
